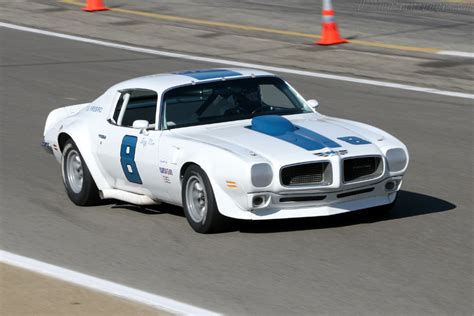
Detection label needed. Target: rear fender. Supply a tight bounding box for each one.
[44,103,89,136]
[59,121,112,191]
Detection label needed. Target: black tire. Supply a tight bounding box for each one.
[181,165,232,233]
[62,140,100,206]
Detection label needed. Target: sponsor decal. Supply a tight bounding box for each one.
[159,165,173,184]
[139,137,156,147]
[85,105,103,113]
[159,167,173,176]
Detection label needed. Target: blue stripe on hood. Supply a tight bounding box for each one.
[249,115,341,151]
[338,136,371,145]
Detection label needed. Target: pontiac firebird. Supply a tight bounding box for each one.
[42,68,409,233]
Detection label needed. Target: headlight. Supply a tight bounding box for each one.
[251,163,273,187]
[386,148,407,172]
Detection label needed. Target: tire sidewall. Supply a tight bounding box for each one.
[182,166,220,233]
[62,140,98,206]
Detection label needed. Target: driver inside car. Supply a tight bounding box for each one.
[225,84,262,116]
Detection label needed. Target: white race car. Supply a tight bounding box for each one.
[43,68,409,233]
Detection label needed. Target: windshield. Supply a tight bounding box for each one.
[162,77,312,129]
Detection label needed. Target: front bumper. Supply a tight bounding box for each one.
[246,177,401,220]
[41,141,54,155]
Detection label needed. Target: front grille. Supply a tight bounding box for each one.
[344,156,383,183]
[281,162,331,186]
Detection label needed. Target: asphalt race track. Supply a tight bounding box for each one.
[1,27,472,315]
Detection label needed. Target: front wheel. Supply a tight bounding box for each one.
[62,140,100,206]
[182,165,231,233]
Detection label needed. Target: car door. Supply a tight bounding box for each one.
[96,88,163,196]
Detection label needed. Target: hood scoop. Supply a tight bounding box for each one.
[251,115,296,136]
[249,115,341,151]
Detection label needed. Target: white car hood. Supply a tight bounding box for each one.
[174,113,387,166]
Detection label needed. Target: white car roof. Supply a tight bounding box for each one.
[111,68,277,93]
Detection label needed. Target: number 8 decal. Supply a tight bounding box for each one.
[120,135,142,184]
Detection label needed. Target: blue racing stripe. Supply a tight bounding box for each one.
[174,69,241,80]
[294,126,342,149]
[338,136,371,145]
[249,115,341,151]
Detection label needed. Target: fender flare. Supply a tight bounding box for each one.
[177,146,253,220]
[58,123,111,191]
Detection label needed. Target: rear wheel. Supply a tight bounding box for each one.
[182,165,231,233]
[62,140,100,206]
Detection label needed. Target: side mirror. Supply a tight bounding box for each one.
[307,99,319,110]
[132,120,149,134]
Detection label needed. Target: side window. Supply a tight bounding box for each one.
[112,94,125,123]
[260,84,293,109]
[112,89,158,128]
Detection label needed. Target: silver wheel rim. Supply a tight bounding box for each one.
[185,175,208,223]
[66,149,83,194]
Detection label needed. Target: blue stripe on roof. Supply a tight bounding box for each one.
[249,115,341,151]
[174,69,242,80]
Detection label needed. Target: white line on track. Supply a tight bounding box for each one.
[0,250,221,316]
[1,22,473,100]
[438,51,474,58]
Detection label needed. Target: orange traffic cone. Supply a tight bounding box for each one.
[316,0,347,45]
[82,0,109,12]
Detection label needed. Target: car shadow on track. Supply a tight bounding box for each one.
[238,190,456,234]
[109,190,455,234]
[110,202,185,217]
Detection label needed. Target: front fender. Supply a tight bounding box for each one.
[163,136,262,219]
[328,117,409,175]
[185,146,253,218]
